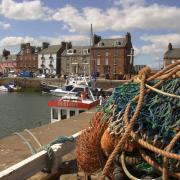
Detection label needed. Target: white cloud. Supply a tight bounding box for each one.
[0,0,180,34]
[140,33,180,55]
[0,0,50,20]
[0,22,10,29]
[0,36,39,47]
[113,0,145,8]
[41,34,90,45]
[51,3,180,33]
[0,34,90,50]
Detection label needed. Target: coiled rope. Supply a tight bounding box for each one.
[100,62,180,179]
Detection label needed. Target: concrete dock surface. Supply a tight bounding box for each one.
[0,109,96,172]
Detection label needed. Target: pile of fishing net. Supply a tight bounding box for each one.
[76,61,180,180]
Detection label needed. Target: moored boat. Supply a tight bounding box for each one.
[50,84,88,97]
[48,96,100,123]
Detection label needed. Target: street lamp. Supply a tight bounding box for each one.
[127,48,134,78]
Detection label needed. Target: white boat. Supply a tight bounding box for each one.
[66,76,91,86]
[0,83,21,92]
[0,85,9,92]
[50,84,89,97]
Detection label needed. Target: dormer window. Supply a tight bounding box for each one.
[83,49,90,55]
[67,49,74,55]
[98,42,105,47]
[114,41,121,46]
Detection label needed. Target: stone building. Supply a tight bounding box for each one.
[61,46,90,76]
[0,49,17,73]
[91,32,133,79]
[164,43,180,67]
[38,42,70,75]
[16,43,40,72]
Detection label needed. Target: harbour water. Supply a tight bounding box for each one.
[0,92,52,138]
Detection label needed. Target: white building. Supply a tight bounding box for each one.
[38,42,69,75]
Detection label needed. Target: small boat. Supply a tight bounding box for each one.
[48,93,99,123]
[0,85,9,92]
[50,84,88,97]
[0,82,21,92]
[40,82,61,93]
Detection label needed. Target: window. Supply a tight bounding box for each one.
[114,41,121,46]
[105,58,109,65]
[114,58,118,65]
[66,63,70,72]
[97,58,100,65]
[67,49,74,55]
[105,51,109,56]
[83,49,90,55]
[26,48,30,53]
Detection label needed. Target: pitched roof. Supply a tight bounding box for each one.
[0,54,17,61]
[94,38,127,48]
[61,46,90,56]
[164,48,180,59]
[39,45,62,54]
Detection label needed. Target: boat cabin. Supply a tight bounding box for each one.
[48,98,99,123]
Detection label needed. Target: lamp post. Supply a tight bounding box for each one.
[127,48,134,79]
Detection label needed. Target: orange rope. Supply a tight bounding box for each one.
[139,149,180,179]
[162,131,180,180]
[131,132,180,161]
[100,62,180,179]
[101,75,146,179]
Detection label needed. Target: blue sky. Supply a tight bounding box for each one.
[0,0,180,69]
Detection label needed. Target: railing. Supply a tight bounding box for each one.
[0,131,80,180]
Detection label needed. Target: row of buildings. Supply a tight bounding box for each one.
[0,33,133,79]
[0,32,179,79]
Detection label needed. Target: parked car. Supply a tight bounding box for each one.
[8,71,17,77]
[19,70,33,77]
[36,74,45,78]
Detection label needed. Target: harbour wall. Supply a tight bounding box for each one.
[0,77,128,91]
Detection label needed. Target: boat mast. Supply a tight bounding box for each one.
[90,24,94,80]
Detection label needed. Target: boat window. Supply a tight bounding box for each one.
[52,109,58,120]
[61,109,67,119]
[66,85,74,91]
[72,87,84,92]
[79,110,85,113]
[70,110,75,117]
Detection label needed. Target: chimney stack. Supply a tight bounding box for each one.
[42,42,50,49]
[168,42,172,51]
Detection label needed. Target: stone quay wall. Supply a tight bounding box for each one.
[0,77,128,91]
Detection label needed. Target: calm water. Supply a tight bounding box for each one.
[0,92,52,138]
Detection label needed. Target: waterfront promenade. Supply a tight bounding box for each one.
[0,109,96,174]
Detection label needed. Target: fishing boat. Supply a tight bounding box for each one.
[50,84,89,97]
[48,93,99,123]
[40,81,62,93]
[40,76,91,93]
